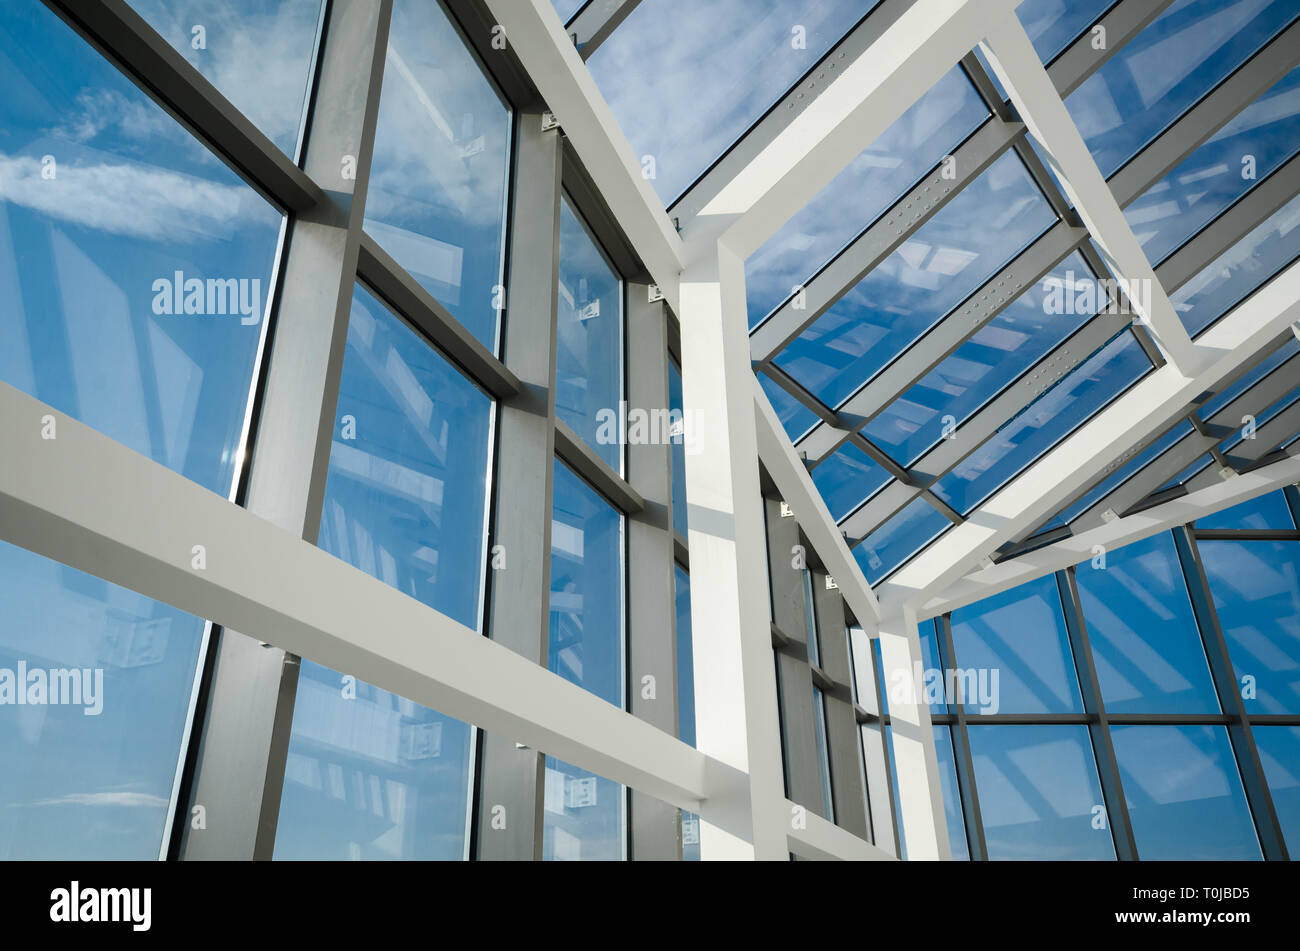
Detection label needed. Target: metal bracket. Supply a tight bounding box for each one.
[541,110,561,133]
[779,501,794,518]
[647,284,664,303]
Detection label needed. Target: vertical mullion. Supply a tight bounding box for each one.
[625,282,682,860]
[1173,526,1289,860]
[175,0,394,861]
[1058,567,1138,860]
[854,630,900,855]
[936,614,987,860]
[1284,484,1300,527]
[473,109,563,861]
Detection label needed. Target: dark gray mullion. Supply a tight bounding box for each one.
[1173,526,1290,860]
[1058,568,1139,860]
[1286,484,1300,527]
[812,573,870,839]
[936,614,987,860]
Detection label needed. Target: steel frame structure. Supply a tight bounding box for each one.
[3,0,1298,861]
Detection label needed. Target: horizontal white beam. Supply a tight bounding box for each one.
[0,381,717,815]
[485,0,683,312]
[917,454,1300,620]
[787,801,895,861]
[979,14,1199,372]
[753,378,881,624]
[879,257,1300,613]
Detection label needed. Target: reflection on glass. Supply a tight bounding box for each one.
[363,0,512,351]
[0,2,281,496]
[1127,65,1300,265]
[1202,337,1298,417]
[886,724,968,860]
[1015,0,1113,63]
[968,725,1115,860]
[853,497,951,586]
[544,460,625,859]
[275,285,492,860]
[556,197,623,471]
[1200,539,1300,715]
[1065,0,1298,178]
[950,575,1083,715]
[775,151,1056,409]
[0,542,209,859]
[757,370,818,441]
[802,571,834,820]
[1112,724,1261,860]
[865,253,1098,466]
[550,0,585,23]
[811,441,890,521]
[588,0,873,204]
[746,67,987,326]
[1172,193,1300,336]
[674,566,700,861]
[669,360,687,536]
[1253,726,1300,852]
[1076,533,1219,714]
[933,330,1152,515]
[1196,489,1296,530]
[126,0,321,156]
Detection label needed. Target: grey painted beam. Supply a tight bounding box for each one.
[568,0,641,61]
[555,418,646,515]
[812,574,870,839]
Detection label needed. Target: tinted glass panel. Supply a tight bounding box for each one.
[811,441,890,522]
[757,370,819,441]
[363,0,512,351]
[886,724,968,860]
[1197,489,1296,529]
[967,725,1115,860]
[1055,419,1196,528]
[853,497,951,586]
[1253,725,1300,852]
[1076,533,1219,714]
[1015,0,1113,63]
[1112,724,1261,860]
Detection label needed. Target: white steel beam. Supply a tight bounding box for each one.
[753,379,881,625]
[979,14,1200,373]
[483,0,684,311]
[787,802,895,861]
[918,455,1300,620]
[0,381,724,817]
[878,258,1300,614]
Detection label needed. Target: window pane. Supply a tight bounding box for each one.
[949,574,1083,715]
[1197,489,1296,530]
[775,151,1057,410]
[1015,0,1113,63]
[967,725,1115,860]
[1112,725,1261,860]
[0,2,282,496]
[0,542,209,859]
[545,460,626,859]
[853,497,951,586]
[588,0,873,205]
[557,198,623,471]
[668,360,688,536]
[1075,533,1220,714]
[126,0,322,156]
[811,441,890,522]
[757,370,818,441]
[1199,539,1300,714]
[746,66,988,326]
[363,0,512,352]
[885,724,968,860]
[1253,725,1300,852]
[275,286,493,860]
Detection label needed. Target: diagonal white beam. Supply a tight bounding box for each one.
[483,0,684,311]
[979,13,1200,373]
[916,455,1300,621]
[753,378,880,624]
[787,802,895,861]
[0,381,734,819]
[877,257,1300,614]
[692,0,1015,261]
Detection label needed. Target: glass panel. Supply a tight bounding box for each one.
[853,497,951,586]
[775,151,1057,410]
[544,459,625,859]
[1221,386,1300,454]
[967,725,1115,860]
[885,724,968,860]
[1015,0,1113,63]
[0,2,282,496]
[810,441,890,522]
[1159,453,1212,490]
[275,285,492,860]
[1064,0,1299,178]
[1253,725,1300,852]
[1127,65,1300,265]
[746,67,988,326]
[1199,539,1300,714]
[757,370,819,441]
[556,197,623,471]
[933,330,1153,515]
[674,566,695,748]
[1197,489,1297,529]
[587,0,873,204]
[363,0,512,352]
[1112,724,1261,860]
[0,542,209,859]
[812,686,835,821]
[864,253,1099,466]
[1172,193,1300,336]
[1075,533,1220,714]
[551,0,584,23]
[668,360,687,536]
[949,574,1083,715]
[1202,338,1298,418]
[126,0,321,157]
